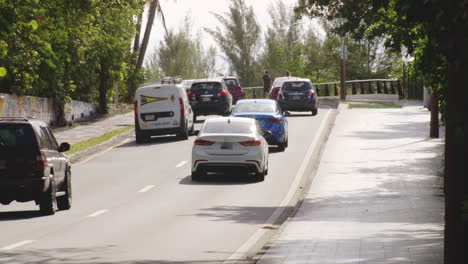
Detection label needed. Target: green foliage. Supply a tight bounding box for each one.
[205,0,261,86]
[146,16,217,81]
[0,0,145,120]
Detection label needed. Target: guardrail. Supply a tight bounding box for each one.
[242,79,403,99]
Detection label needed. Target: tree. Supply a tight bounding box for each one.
[205,0,261,86]
[146,16,217,81]
[295,0,468,262]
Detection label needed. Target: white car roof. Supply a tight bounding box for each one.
[192,78,224,83]
[282,78,312,83]
[204,116,254,125]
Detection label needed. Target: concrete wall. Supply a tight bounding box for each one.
[0,93,96,125]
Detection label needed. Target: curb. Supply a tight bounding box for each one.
[223,105,339,264]
[67,128,135,164]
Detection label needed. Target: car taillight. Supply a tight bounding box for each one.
[239,139,261,146]
[188,92,195,99]
[194,139,215,146]
[36,152,46,169]
[217,91,228,97]
[179,98,184,117]
[309,91,316,98]
[266,118,282,124]
[134,101,138,120]
[278,92,284,99]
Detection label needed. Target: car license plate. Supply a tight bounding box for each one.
[292,95,301,100]
[221,143,232,150]
[145,114,156,121]
[202,97,211,102]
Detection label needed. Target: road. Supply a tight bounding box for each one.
[0,107,333,264]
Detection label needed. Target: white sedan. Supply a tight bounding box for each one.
[191,117,269,182]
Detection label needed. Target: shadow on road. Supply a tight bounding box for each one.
[0,210,43,221]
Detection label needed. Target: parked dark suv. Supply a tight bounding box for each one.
[277,78,319,116]
[0,117,72,215]
[188,78,233,121]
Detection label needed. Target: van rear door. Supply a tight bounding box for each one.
[137,85,181,130]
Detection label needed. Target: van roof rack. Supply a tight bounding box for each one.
[161,76,183,84]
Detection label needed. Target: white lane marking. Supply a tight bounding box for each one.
[224,109,333,263]
[87,209,109,218]
[138,185,155,193]
[175,161,188,168]
[1,240,34,250]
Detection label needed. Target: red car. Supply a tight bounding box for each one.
[223,77,245,104]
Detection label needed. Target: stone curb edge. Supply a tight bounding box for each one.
[67,128,135,164]
[224,105,340,264]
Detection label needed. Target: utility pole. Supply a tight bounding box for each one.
[340,45,347,100]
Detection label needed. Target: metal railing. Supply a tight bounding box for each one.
[242,79,403,99]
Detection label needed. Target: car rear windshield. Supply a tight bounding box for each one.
[282,81,312,91]
[0,124,38,151]
[224,79,239,86]
[234,103,276,113]
[191,82,222,94]
[202,121,254,134]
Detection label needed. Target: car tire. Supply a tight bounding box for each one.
[135,134,147,144]
[191,170,203,181]
[57,169,72,210]
[278,141,286,151]
[255,171,265,182]
[189,122,195,136]
[39,178,58,215]
[178,126,189,140]
[312,107,318,116]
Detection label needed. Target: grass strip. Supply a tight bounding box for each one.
[66,126,134,155]
[348,102,401,109]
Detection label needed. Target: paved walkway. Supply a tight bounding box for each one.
[257,104,445,264]
[54,111,134,144]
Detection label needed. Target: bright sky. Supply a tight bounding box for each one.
[144,0,306,65]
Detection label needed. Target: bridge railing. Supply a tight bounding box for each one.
[242,79,403,99]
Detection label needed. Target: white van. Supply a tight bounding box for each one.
[134,83,194,143]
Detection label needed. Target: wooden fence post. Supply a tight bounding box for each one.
[377,81,382,93]
[325,84,330,96]
[360,82,365,94]
[352,82,357,94]
[383,81,388,94]
[334,83,338,96]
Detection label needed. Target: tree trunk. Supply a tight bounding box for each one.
[430,87,439,138]
[444,61,468,264]
[136,0,158,71]
[98,60,111,114]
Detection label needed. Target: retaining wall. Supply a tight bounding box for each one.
[0,93,96,125]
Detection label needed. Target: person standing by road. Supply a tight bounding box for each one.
[262,70,272,98]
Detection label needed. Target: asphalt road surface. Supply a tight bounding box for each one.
[0,107,332,264]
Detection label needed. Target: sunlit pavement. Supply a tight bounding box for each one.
[257,103,445,264]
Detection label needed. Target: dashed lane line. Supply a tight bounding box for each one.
[138,185,155,193]
[87,209,109,218]
[176,161,188,168]
[1,240,34,250]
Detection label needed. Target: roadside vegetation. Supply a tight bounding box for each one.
[65,126,134,155]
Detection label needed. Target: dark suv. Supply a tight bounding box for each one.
[0,117,71,215]
[188,79,233,120]
[277,78,319,116]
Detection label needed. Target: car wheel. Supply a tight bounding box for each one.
[191,170,203,181]
[285,138,289,148]
[255,170,265,182]
[312,107,318,116]
[189,122,195,136]
[278,141,286,151]
[178,125,189,140]
[39,178,58,215]
[57,169,72,210]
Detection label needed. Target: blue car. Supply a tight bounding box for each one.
[231,99,288,151]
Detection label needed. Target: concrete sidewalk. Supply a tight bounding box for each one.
[257,104,445,264]
[54,111,134,163]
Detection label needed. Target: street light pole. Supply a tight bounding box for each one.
[340,45,347,100]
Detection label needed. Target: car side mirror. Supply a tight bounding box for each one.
[193,130,200,136]
[263,131,272,137]
[58,142,70,152]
